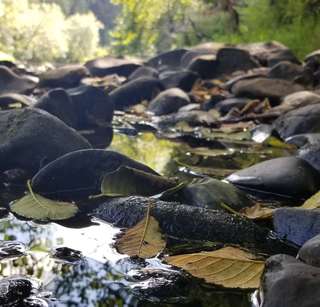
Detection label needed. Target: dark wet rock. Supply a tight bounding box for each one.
[80,126,114,149]
[187,54,217,80]
[273,91,320,114]
[161,70,199,92]
[0,93,34,108]
[299,143,320,172]
[305,49,320,72]
[298,234,320,267]
[176,178,253,211]
[128,66,159,81]
[94,196,297,255]
[34,88,77,127]
[67,85,114,129]
[226,157,320,199]
[51,247,83,264]
[85,56,141,78]
[273,208,320,246]
[200,94,226,111]
[181,49,216,68]
[0,240,26,260]
[0,276,40,306]
[147,49,188,71]
[148,88,190,116]
[260,254,320,307]
[287,133,320,147]
[156,110,218,128]
[0,108,91,175]
[214,97,251,115]
[110,77,164,110]
[31,149,159,200]
[273,103,320,139]
[231,77,304,104]
[268,61,306,81]
[242,42,299,66]
[39,64,89,88]
[0,66,37,95]
[187,48,259,80]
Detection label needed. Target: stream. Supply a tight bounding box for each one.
[0,128,293,306]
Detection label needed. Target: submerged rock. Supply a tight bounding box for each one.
[148,88,190,115]
[0,108,91,175]
[94,196,297,255]
[260,255,320,307]
[31,149,159,200]
[273,208,320,246]
[39,64,89,88]
[0,66,37,95]
[231,77,304,103]
[214,97,251,115]
[298,234,320,267]
[226,157,320,199]
[273,103,320,139]
[110,77,164,110]
[176,178,253,211]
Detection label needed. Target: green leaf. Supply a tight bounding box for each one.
[10,181,78,221]
[101,166,178,197]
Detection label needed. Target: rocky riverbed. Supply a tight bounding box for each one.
[1,41,320,306]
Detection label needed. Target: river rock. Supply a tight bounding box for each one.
[287,133,320,147]
[181,49,216,68]
[128,66,159,81]
[231,77,304,103]
[147,49,188,71]
[273,208,320,246]
[273,91,320,114]
[214,97,251,115]
[226,157,320,199]
[0,66,37,95]
[299,143,320,172]
[34,88,77,127]
[260,254,320,307]
[305,49,320,71]
[298,234,320,267]
[109,77,164,110]
[242,42,299,66]
[160,70,199,92]
[0,108,91,175]
[0,93,34,108]
[176,178,253,211]
[31,149,159,200]
[273,103,320,139]
[94,196,297,255]
[67,85,114,129]
[85,56,141,78]
[186,54,218,79]
[268,61,306,81]
[39,64,89,88]
[148,88,190,115]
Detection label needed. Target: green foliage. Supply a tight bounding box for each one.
[0,0,102,63]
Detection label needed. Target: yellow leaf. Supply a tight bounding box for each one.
[166,247,265,289]
[240,204,274,220]
[302,191,320,209]
[115,212,166,259]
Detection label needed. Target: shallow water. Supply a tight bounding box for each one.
[0,131,290,306]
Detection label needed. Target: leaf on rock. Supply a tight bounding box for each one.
[101,165,177,197]
[302,191,320,209]
[10,181,78,221]
[115,210,166,259]
[166,246,265,289]
[240,204,274,220]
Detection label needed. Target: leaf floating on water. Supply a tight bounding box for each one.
[115,210,166,259]
[302,191,320,209]
[166,246,265,289]
[240,204,274,220]
[101,165,177,197]
[10,181,78,221]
